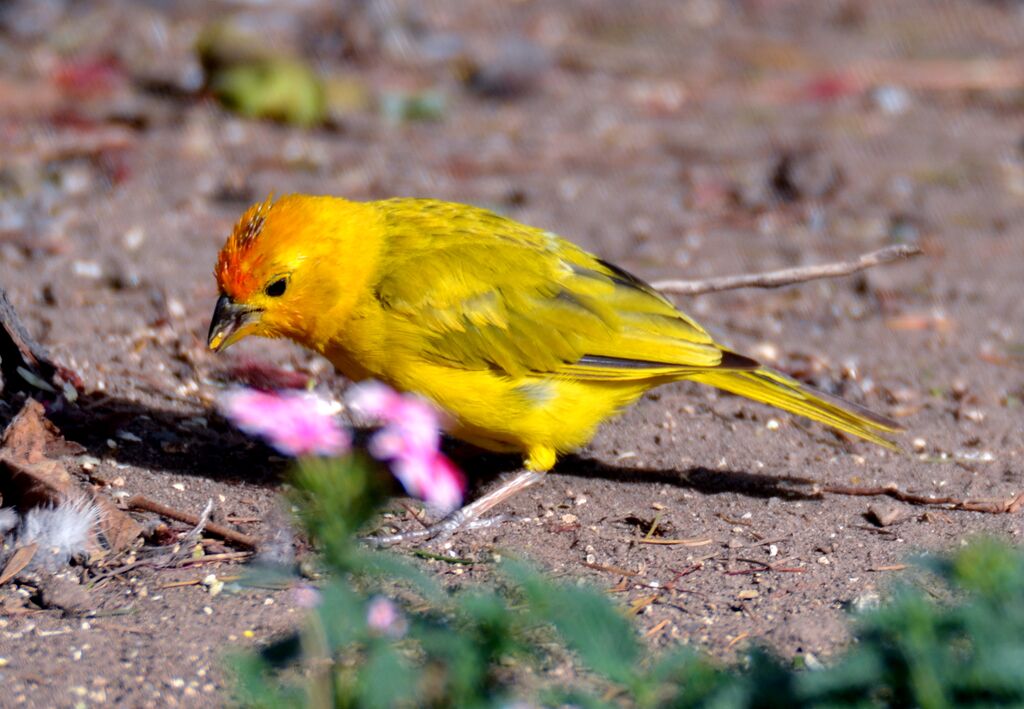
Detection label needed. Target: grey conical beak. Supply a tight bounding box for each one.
[207,295,260,352]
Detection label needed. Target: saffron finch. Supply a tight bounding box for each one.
[208,195,900,533]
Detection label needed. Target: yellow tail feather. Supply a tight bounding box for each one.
[689,367,902,450]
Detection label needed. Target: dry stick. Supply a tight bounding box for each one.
[176,552,252,567]
[817,484,1024,515]
[651,244,921,296]
[126,494,259,549]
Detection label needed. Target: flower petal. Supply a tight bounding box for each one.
[219,388,350,457]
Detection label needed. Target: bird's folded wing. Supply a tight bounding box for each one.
[373,202,742,380]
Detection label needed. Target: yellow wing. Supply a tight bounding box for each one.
[372,199,751,381]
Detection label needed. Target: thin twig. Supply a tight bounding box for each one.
[726,632,750,650]
[583,561,639,577]
[817,484,1024,514]
[651,245,921,296]
[158,574,243,590]
[868,564,908,572]
[644,619,671,638]
[633,537,715,547]
[173,499,215,563]
[175,552,252,567]
[126,494,258,548]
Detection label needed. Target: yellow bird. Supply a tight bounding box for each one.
[208,194,900,538]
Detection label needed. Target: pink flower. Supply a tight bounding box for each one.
[348,381,443,453]
[391,454,464,513]
[366,596,406,637]
[348,381,465,512]
[219,388,350,457]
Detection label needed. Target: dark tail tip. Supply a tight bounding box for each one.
[718,350,761,370]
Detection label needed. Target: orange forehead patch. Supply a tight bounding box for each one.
[215,196,275,299]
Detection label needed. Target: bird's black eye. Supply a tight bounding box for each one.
[265,278,287,297]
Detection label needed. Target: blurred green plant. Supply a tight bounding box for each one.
[196,22,446,127]
[197,22,326,127]
[232,449,1024,708]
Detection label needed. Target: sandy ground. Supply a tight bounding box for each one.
[1,0,1023,705]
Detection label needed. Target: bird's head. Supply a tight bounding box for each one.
[207,194,381,353]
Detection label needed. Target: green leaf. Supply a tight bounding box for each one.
[352,548,446,605]
[357,642,419,709]
[504,561,639,686]
[315,581,365,652]
[229,651,302,708]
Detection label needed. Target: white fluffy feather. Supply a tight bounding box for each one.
[15,496,102,570]
[0,507,18,536]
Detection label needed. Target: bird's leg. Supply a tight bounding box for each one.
[363,470,545,547]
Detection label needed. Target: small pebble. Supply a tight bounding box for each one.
[72,260,103,279]
[123,227,146,251]
[872,85,911,115]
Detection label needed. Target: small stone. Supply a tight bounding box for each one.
[818,556,831,565]
[737,589,759,600]
[72,260,103,279]
[123,227,146,251]
[866,503,903,527]
[961,408,985,423]
[802,652,825,670]
[202,574,224,597]
[871,85,911,115]
[167,299,186,319]
[851,591,881,613]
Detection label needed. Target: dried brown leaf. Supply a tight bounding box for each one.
[0,399,77,508]
[0,543,39,585]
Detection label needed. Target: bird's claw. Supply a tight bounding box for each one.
[361,513,516,548]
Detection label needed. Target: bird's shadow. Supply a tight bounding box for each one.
[43,391,292,486]
[4,391,821,504]
[558,455,822,502]
[445,444,823,503]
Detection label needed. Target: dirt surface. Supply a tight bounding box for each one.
[1,0,1023,705]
